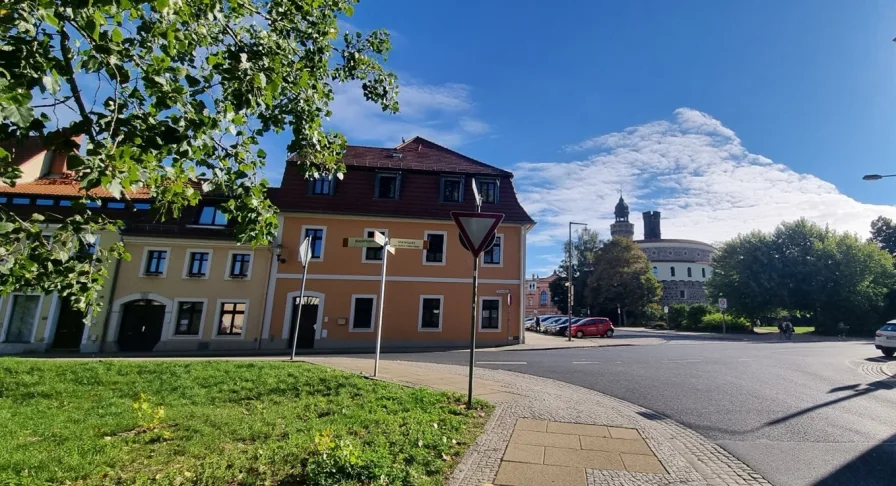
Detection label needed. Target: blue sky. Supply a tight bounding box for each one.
[263,1,896,275]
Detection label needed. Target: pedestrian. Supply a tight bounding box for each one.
[534,315,541,333]
[783,320,794,341]
[777,320,784,340]
[837,321,848,340]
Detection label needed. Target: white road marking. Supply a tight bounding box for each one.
[738,358,754,361]
[573,361,602,364]
[477,361,527,365]
[664,359,704,363]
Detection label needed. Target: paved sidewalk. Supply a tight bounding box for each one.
[299,356,770,486]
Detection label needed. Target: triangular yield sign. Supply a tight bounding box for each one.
[451,211,505,258]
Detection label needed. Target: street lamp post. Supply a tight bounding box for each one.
[567,221,587,341]
[863,174,896,181]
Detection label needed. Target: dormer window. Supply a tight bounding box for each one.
[441,176,463,203]
[197,206,227,226]
[375,173,400,199]
[310,177,333,195]
[477,178,498,204]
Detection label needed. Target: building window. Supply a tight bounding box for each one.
[144,250,168,275]
[107,201,126,209]
[480,298,500,330]
[374,173,400,199]
[441,177,462,202]
[363,229,387,262]
[350,296,375,331]
[310,177,332,195]
[483,235,502,265]
[12,198,30,205]
[229,253,252,278]
[134,202,151,210]
[687,267,692,278]
[35,199,54,206]
[58,200,72,207]
[3,294,41,343]
[477,179,498,204]
[539,290,548,306]
[527,282,536,292]
[217,302,246,336]
[86,200,101,208]
[78,234,98,257]
[702,268,706,278]
[679,290,686,299]
[186,251,210,277]
[424,232,445,264]
[419,296,443,331]
[670,266,676,277]
[652,266,658,276]
[302,227,326,260]
[174,301,204,336]
[197,206,227,226]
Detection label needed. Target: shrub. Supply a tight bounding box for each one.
[700,313,751,332]
[667,304,688,329]
[685,304,712,329]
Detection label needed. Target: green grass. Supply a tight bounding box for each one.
[0,359,490,486]
[754,326,815,334]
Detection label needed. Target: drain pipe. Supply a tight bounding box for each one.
[97,238,124,354]
[256,244,275,350]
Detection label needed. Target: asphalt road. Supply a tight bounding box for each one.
[374,330,896,486]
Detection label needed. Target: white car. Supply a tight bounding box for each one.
[874,321,896,358]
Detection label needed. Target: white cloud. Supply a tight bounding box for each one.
[327,80,490,147]
[518,108,896,248]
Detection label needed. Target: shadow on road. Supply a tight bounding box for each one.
[814,432,896,486]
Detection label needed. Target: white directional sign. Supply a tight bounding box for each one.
[372,230,387,247]
[389,238,429,250]
[298,236,312,266]
[343,237,381,248]
[718,298,728,310]
[471,177,481,206]
[451,211,505,258]
[663,306,669,314]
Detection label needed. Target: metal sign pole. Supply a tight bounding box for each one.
[373,242,389,377]
[467,254,479,409]
[290,237,311,361]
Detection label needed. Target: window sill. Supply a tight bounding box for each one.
[212,334,245,339]
[349,328,374,333]
[422,261,446,266]
[479,328,502,333]
[170,335,201,339]
[418,328,442,332]
[361,260,384,264]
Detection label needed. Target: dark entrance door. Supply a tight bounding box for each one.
[117,300,166,352]
[51,298,86,350]
[289,296,319,349]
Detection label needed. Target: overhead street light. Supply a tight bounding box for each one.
[862,174,896,181]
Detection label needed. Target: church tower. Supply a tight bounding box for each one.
[610,196,635,239]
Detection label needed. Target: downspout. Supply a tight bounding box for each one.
[256,245,275,350]
[97,238,124,354]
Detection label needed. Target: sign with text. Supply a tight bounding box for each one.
[343,237,382,248]
[389,238,429,250]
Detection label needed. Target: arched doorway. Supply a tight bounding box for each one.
[289,295,320,349]
[117,300,166,351]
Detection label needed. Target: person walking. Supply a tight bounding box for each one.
[534,315,542,333]
[777,320,785,340]
[837,321,848,340]
[782,320,794,341]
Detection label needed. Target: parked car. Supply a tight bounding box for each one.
[549,317,583,336]
[542,317,569,334]
[568,317,615,338]
[874,321,896,357]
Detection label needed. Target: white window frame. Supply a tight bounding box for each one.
[170,298,209,339]
[361,228,388,264]
[479,296,502,332]
[212,299,250,339]
[182,248,214,280]
[0,293,43,343]
[422,230,447,266]
[481,233,504,267]
[418,295,444,332]
[225,250,254,280]
[300,225,328,262]
[527,282,536,292]
[140,246,171,278]
[349,294,377,332]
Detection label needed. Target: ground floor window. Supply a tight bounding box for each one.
[351,296,375,331]
[4,294,40,343]
[480,298,500,331]
[419,296,443,331]
[174,301,204,336]
[217,302,246,336]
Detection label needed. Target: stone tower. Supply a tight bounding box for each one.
[610,196,635,239]
[643,211,662,240]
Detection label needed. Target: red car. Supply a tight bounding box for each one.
[569,318,615,338]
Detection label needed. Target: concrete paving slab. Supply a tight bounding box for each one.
[510,430,581,449]
[543,447,625,471]
[493,461,585,486]
[621,453,667,474]
[502,443,544,464]
[579,436,653,455]
[547,421,610,437]
[607,426,643,440]
[515,418,548,432]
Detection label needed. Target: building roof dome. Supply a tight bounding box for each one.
[614,196,629,221]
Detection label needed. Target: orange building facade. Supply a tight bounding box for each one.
[264,138,535,350]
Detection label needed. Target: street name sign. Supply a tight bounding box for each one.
[343,237,380,248]
[389,238,429,250]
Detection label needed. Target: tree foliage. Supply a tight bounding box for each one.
[585,237,662,319]
[870,216,896,258]
[706,218,896,334]
[0,0,398,315]
[549,228,601,315]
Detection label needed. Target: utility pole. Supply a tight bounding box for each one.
[567,222,587,341]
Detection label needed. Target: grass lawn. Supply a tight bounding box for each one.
[0,359,490,486]
[754,326,815,334]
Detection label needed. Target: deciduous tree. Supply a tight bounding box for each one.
[585,237,662,322]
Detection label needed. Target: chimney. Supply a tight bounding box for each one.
[642,211,662,240]
[47,151,68,176]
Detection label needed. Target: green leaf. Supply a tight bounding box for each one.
[42,75,61,95]
[0,103,35,127]
[0,222,14,234]
[111,27,123,43]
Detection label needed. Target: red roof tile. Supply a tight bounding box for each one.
[0,174,152,199]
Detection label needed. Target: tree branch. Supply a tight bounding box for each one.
[57,23,96,143]
[32,94,75,108]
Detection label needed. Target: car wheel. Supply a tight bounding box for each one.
[883,349,895,358]
[576,330,584,339]
[606,329,614,338]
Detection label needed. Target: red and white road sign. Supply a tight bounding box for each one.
[451,211,505,258]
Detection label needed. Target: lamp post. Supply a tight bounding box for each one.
[567,221,587,341]
[862,174,896,181]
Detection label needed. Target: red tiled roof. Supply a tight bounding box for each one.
[1,136,46,167]
[0,174,152,199]
[274,137,535,225]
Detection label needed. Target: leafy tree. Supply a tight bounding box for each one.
[870,216,896,258]
[0,0,398,314]
[585,237,662,324]
[549,228,601,315]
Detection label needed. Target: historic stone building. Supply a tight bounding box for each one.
[525,272,560,317]
[610,198,715,305]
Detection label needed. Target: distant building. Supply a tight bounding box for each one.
[525,272,560,316]
[610,196,635,239]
